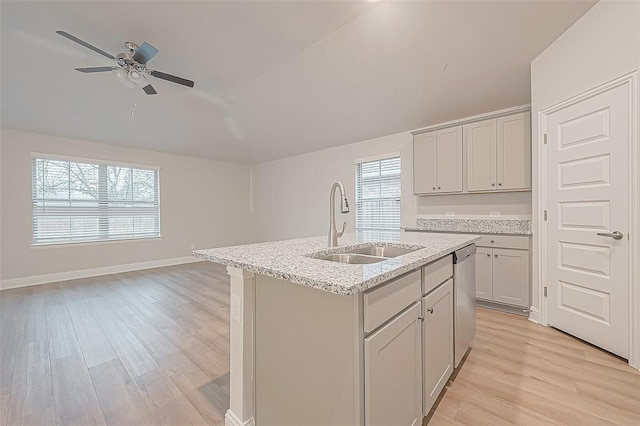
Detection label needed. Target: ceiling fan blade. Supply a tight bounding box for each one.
[132,42,159,64]
[142,84,158,95]
[56,30,115,60]
[75,66,117,73]
[150,70,195,88]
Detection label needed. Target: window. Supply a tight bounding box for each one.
[32,155,160,245]
[355,156,401,231]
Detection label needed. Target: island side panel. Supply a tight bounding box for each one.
[226,267,257,426]
[254,275,363,425]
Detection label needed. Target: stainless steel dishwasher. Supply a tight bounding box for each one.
[453,244,477,367]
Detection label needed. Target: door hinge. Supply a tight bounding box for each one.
[544,210,548,221]
[544,133,548,144]
[544,286,548,297]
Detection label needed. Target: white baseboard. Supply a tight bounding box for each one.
[225,410,255,426]
[528,307,540,324]
[0,256,203,291]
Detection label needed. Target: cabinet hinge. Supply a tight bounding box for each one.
[544,133,548,144]
[544,210,547,221]
[544,287,548,297]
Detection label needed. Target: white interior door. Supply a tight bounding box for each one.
[545,82,630,358]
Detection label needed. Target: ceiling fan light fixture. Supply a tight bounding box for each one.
[127,69,145,85]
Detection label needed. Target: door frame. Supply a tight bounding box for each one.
[536,72,639,369]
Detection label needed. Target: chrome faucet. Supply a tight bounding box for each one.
[329,181,350,247]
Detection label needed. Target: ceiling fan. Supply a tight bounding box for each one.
[56,30,194,95]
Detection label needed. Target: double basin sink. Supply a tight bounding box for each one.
[309,244,421,264]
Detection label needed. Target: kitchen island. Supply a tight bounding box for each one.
[194,231,479,426]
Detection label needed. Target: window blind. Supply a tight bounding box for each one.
[355,156,401,231]
[32,156,160,245]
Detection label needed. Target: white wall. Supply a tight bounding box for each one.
[251,128,531,243]
[0,129,253,284]
[530,0,640,323]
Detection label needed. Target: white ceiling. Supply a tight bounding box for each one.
[1,1,595,164]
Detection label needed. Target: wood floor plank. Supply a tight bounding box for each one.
[50,353,105,425]
[64,299,117,368]
[86,297,158,378]
[45,301,82,361]
[88,359,155,425]
[4,340,54,424]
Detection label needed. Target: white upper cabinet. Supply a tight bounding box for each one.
[413,132,438,194]
[496,112,531,190]
[437,127,464,193]
[413,126,462,194]
[465,112,531,193]
[464,118,497,192]
[413,108,531,196]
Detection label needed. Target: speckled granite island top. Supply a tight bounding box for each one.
[193,231,479,296]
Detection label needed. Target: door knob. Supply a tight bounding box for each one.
[597,231,624,240]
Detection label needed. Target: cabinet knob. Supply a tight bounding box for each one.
[418,316,424,321]
[495,254,498,257]
[432,187,436,190]
[438,186,441,190]
[486,253,490,257]
[498,183,502,186]
[492,183,496,187]
[491,239,494,243]
[427,308,434,314]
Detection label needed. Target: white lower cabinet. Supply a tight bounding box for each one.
[476,244,530,308]
[493,248,530,307]
[422,279,454,414]
[364,302,423,426]
[475,246,493,300]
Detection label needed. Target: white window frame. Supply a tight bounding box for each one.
[31,153,161,246]
[354,154,401,231]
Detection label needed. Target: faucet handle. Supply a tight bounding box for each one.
[337,221,348,237]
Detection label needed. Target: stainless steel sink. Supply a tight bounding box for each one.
[316,253,386,264]
[347,246,419,258]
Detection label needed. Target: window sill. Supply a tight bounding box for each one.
[31,236,163,249]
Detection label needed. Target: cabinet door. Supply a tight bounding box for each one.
[492,248,530,307]
[436,127,463,193]
[465,119,496,192]
[365,302,422,426]
[423,279,454,414]
[414,132,438,194]
[475,247,493,300]
[497,113,531,190]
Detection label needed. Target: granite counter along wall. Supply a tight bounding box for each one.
[403,218,532,235]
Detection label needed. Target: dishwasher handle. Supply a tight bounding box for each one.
[453,244,476,264]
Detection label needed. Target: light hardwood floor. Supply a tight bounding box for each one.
[1,261,639,425]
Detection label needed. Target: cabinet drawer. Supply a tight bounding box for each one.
[364,271,421,333]
[476,235,529,250]
[423,255,453,295]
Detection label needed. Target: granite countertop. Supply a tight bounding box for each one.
[193,231,479,296]
[403,218,532,235]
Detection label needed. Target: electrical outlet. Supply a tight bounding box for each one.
[489,212,501,217]
[191,242,196,249]
[445,211,455,217]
